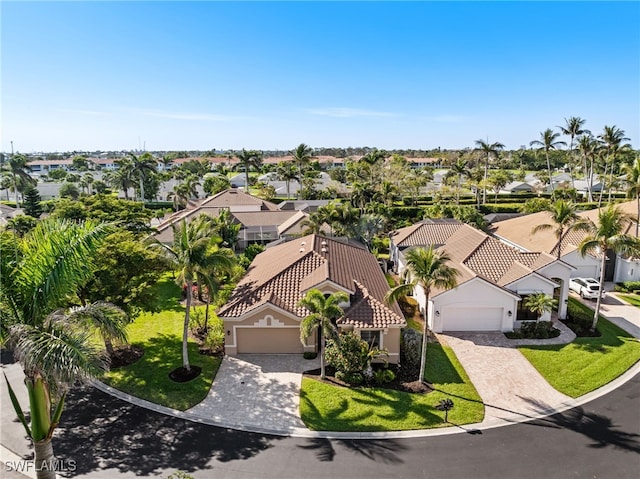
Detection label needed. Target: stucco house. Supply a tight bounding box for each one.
[153,188,307,248]
[491,200,640,283]
[390,219,573,332]
[218,234,406,362]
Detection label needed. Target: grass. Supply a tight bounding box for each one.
[299,344,484,431]
[518,302,640,398]
[101,276,222,410]
[618,293,640,308]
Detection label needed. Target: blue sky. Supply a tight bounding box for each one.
[2,1,638,153]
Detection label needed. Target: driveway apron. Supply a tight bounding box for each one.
[438,332,572,426]
[186,354,319,432]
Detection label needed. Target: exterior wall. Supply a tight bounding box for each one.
[538,262,573,319]
[222,307,314,356]
[507,275,556,322]
[353,327,401,364]
[614,256,640,283]
[430,280,519,332]
[563,250,599,279]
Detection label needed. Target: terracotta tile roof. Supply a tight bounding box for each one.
[198,188,279,210]
[393,219,463,248]
[219,235,405,328]
[232,211,299,227]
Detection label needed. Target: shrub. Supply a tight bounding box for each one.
[335,371,363,386]
[325,331,368,374]
[303,351,318,360]
[401,328,422,369]
[373,367,396,385]
[203,319,225,354]
[614,281,640,293]
[516,321,559,339]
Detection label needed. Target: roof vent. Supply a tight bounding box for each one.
[299,247,305,253]
[321,247,327,254]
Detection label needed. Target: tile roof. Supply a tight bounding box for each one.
[218,235,405,328]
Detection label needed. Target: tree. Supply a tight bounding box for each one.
[290,143,313,195]
[530,129,566,192]
[531,200,590,259]
[3,153,35,206]
[622,157,640,236]
[558,117,589,188]
[474,140,504,204]
[298,289,348,379]
[156,215,236,371]
[276,161,298,199]
[203,174,230,196]
[523,293,558,322]
[578,134,599,202]
[447,158,470,205]
[488,169,514,202]
[211,208,241,251]
[59,182,80,200]
[128,152,158,202]
[236,149,262,191]
[22,184,43,218]
[384,247,459,382]
[598,126,631,204]
[1,218,125,479]
[106,159,135,200]
[6,215,38,237]
[578,205,640,331]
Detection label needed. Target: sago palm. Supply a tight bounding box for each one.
[531,199,590,260]
[578,205,640,331]
[298,289,348,379]
[385,247,459,382]
[1,219,126,479]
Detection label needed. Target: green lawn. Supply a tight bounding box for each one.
[101,277,222,410]
[618,293,640,308]
[518,309,640,398]
[300,343,484,431]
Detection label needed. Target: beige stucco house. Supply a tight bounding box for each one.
[218,234,406,363]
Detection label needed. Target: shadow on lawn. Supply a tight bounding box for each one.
[52,387,282,477]
[298,437,407,464]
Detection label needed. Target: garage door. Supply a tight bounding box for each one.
[443,307,503,331]
[236,328,304,354]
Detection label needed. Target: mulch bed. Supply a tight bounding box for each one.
[109,345,144,368]
[303,364,431,394]
[169,365,202,383]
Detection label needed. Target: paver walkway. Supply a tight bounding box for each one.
[437,323,574,427]
[187,354,320,432]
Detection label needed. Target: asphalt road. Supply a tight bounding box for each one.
[2,366,639,479]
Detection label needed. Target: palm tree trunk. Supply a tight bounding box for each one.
[569,138,576,189]
[139,176,145,203]
[546,151,553,192]
[13,172,19,207]
[34,439,57,479]
[591,251,607,332]
[482,156,488,205]
[245,165,250,192]
[183,281,192,371]
[418,292,430,383]
[598,161,608,208]
[204,298,210,332]
[587,159,594,202]
[104,337,115,358]
[286,180,291,200]
[636,195,639,237]
[320,333,326,379]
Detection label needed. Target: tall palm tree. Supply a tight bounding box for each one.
[128,152,158,202]
[108,158,135,200]
[236,149,263,191]
[157,215,236,371]
[474,140,504,204]
[276,161,298,199]
[290,143,313,194]
[4,153,35,206]
[360,149,387,184]
[598,125,631,203]
[384,247,459,382]
[558,117,589,188]
[531,199,590,260]
[577,134,599,202]
[622,158,640,236]
[530,129,566,192]
[448,158,470,205]
[1,219,125,479]
[298,289,348,379]
[578,205,640,331]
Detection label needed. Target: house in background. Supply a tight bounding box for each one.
[491,200,640,283]
[219,234,406,362]
[390,219,573,332]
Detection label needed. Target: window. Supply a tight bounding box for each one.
[360,330,381,348]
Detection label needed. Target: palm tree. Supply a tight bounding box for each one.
[236,149,263,191]
[276,161,298,199]
[384,247,459,382]
[598,126,631,203]
[577,134,599,202]
[474,140,505,204]
[448,158,470,205]
[107,158,135,200]
[298,289,348,379]
[531,200,590,260]
[128,152,157,202]
[156,215,235,371]
[523,293,558,322]
[360,149,387,184]
[530,129,566,192]
[578,205,640,331]
[558,117,589,188]
[3,153,35,206]
[1,218,125,479]
[290,143,313,194]
[622,158,640,236]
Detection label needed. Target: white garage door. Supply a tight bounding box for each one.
[443,307,503,331]
[236,328,304,354]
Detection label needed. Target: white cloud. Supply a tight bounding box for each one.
[307,107,397,118]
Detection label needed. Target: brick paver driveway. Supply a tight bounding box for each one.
[438,332,572,426]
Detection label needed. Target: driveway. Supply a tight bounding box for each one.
[438,331,572,426]
[571,288,640,338]
[187,354,320,433]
